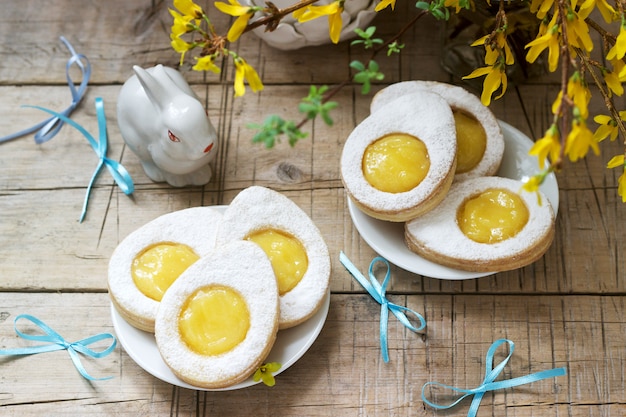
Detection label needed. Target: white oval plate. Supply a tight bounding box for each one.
[347,121,559,280]
[111,206,331,390]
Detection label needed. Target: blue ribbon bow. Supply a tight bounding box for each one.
[26,97,134,222]
[0,314,117,381]
[0,36,90,144]
[421,338,567,417]
[339,251,426,362]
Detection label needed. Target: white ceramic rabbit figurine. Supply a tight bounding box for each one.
[117,64,217,187]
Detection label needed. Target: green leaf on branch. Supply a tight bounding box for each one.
[248,115,308,148]
[298,85,339,126]
[350,60,384,94]
[351,26,384,49]
[415,0,450,20]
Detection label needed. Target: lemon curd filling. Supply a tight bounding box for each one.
[362,133,430,193]
[453,110,487,174]
[132,243,200,301]
[456,189,530,244]
[245,229,308,295]
[179,285,250,356]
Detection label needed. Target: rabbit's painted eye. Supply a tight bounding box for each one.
[168,130,181,143]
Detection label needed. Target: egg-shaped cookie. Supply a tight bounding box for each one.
[404,176,555,272]
[108,206,222,333]
[155,240,279,389]
[215,186,331,329]
[341,91,457,222]
[371,81,504,182]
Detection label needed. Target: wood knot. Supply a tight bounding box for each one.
[276,162,302,183]
[0,312,10,323]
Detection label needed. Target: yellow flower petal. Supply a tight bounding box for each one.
[174,0,203,17]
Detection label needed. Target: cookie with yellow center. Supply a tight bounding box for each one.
[404,176,555,272]
[155,240,279,389]
[215,186,331,329]
[108,207,222,333]
[341,90,457,222]
[371,81,504,182]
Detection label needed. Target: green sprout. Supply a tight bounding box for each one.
[351,26,384,49]
[350,60,385,94]
[248,115,308,148]
[299,85,339,126]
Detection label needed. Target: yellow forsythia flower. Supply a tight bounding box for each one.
[525,24,560,72]
[170,9,196,38]
[463,65,507,106]
[603,68,624,96]
[593,111,626,142]
[607,154,626,202]
[375,0,396,12]
[293,1,344,44]
[565,11,593,52]
[233,56,264,97]
[170,35,193,65]
[215,0,256,42]
[579,0,617,22]
[565,118,600,162]
[192,55,221,73]
[607,21,626,61]
[173,0,204,18]
[530,0,555,19]
[567,72,591,119]
[253,362,281,387]
[529,124,561,169]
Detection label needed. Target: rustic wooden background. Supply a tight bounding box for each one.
[1,0,625,415]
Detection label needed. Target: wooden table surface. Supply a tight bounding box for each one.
[1,0,625,416]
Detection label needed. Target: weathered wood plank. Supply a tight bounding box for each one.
[2,293,621,416]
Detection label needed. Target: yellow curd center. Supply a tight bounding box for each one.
[131,243,199,301]
[362,133,430,193]
[456,189,529,244]
[453,110,487,174]
[245,229,308,295]
[179,285,250,356]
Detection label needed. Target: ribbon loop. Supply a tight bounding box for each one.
[0,314,117,381]
[421,338,567,417]
[25,97,134,222]
[340,251,426,363]
[0,36,91,144]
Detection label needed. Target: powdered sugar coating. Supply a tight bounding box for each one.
[341,91,457,221]
[108,207,222,333]
[215,186,331,329]
[371,81,504,181]
[155,241,279,389]
[405,176,555,271]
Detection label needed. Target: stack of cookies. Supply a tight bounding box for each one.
[108,186,331,389]
[341,81,555,273]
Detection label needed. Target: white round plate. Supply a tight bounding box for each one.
[347,120,559,280]
[111,205,331,390]
[112,291,330,391]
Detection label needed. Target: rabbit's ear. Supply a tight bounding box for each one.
[133,65,179,112]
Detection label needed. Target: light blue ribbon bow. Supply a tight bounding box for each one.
[339,251,426,362]
[26,97,134,222]
[0,314,117,381]
[421,338,567,417]
[0,36,90,144]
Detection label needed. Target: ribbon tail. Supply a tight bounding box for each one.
[380,303,389,362]
[65,347,114,381]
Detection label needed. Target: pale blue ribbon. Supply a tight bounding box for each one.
[0,36,90,144]
[26,98,134,222]
[421,338,567,417]
[339,251,426,362]
[0,314,117,381]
